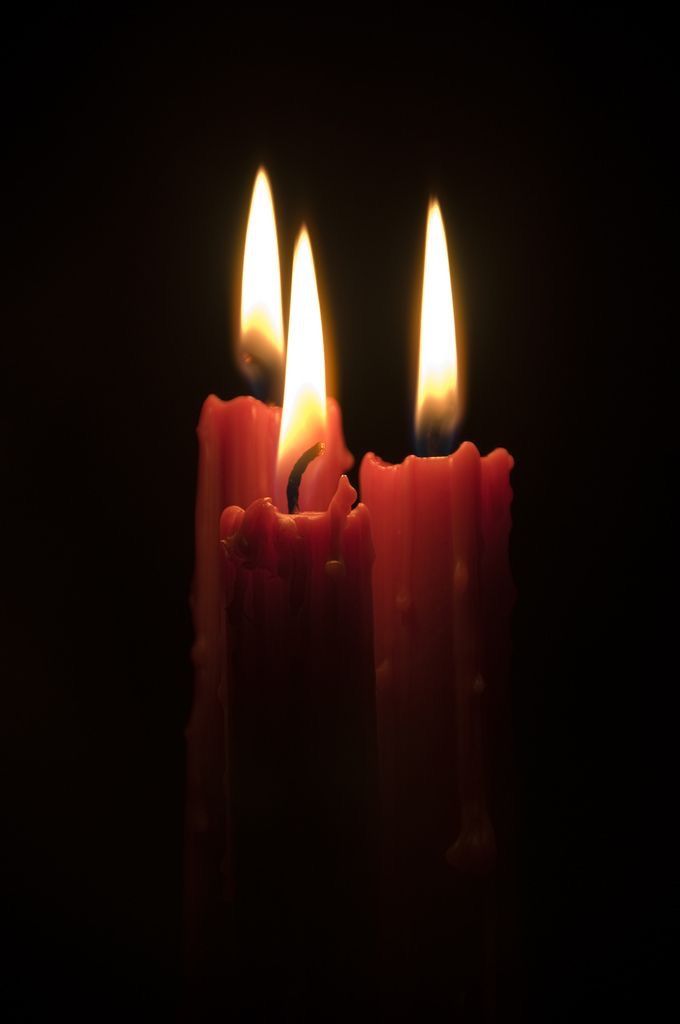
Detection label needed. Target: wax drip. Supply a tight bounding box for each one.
[446,671,496,875]
[287,441,325,513]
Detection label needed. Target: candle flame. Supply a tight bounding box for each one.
[277,226,327,480]
[239,168,285,390]
[415,199,459,452]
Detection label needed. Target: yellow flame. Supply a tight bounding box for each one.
[415,199,459,444]
[239,168,284,369]
[277,227,327,474]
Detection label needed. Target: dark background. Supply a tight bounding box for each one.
[3,10,670,1020]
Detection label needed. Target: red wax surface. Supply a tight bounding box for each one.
[219,476,378,995]
[359,442,514,996]
[186,393,351,964]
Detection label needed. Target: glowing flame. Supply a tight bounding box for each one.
[277,227,327,484]
[415,199,459,451]
[239,168,285,390]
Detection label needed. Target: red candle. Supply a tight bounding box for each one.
[218,228,376,996]
[359,200,514,1002]
[360,448,514,857]
[220,475,377,993]
[186,171,351,964]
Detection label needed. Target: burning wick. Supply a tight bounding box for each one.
[419,420,456,458]
[287,441,326,513]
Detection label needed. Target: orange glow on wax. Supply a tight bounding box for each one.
[415,199,460,452]
[276,227,327,478]
[239,168,285,391]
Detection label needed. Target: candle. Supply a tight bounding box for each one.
[186,171,351,968]
[219,232,377,1003]
[359,200,514,1008]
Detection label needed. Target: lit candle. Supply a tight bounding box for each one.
[220,233,377,999]
[359,199,514,1001]
[186,170,352,965]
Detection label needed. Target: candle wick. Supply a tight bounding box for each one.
[419,422,454,458]
[287,441,325,513]
[240,349,282,404]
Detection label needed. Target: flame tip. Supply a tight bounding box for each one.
[428,196,442,217]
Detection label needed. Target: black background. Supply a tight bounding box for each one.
[3,10,670,1020]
